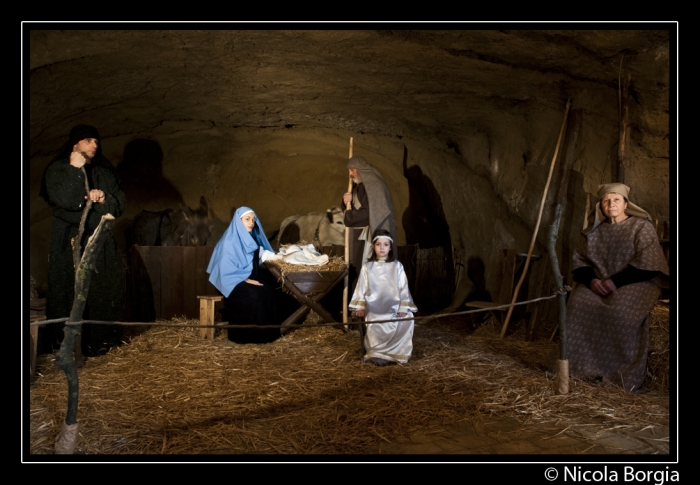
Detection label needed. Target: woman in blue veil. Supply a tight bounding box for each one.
[207,207,300,343]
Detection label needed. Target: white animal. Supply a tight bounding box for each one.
[276,206,345,250]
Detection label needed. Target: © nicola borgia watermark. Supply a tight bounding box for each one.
[543,466,679,484]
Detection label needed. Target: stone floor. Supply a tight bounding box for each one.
[378,415,671,457]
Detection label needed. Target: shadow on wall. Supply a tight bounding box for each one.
[112,138,185,248]
[116,138,184,213]
[401,146,454,312]
[401,146,451,249]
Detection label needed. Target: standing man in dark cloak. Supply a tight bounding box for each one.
[342,155,397,295]
[39,124,127,358]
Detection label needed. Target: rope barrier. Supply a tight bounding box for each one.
[29,288,572,329]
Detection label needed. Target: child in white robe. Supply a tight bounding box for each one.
[349,229,418,366]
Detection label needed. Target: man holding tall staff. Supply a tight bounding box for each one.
[342,154,397,297]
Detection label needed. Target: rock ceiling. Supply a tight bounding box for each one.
[28,28,671,149]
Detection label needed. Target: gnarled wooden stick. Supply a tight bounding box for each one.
[68,166,95,363]
[54,212,115,454]
[72,166,93,269]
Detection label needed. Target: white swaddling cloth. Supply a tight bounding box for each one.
[278,244,329,266]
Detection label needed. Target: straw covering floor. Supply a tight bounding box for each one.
[27,303,671,455]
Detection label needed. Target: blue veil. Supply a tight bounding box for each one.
[207,207,273,297]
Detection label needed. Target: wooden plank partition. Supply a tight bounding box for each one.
[413,245,454,312]
[128,246,218,321]
[397,245,417,299]
[127,243,455,321]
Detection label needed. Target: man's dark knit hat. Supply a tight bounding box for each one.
[68,125,101,146]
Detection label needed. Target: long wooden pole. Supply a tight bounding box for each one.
[342,137,354,325]
[500,99,571,338]
[617,55,630,184]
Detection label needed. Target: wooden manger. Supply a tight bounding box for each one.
[264,260,349,335]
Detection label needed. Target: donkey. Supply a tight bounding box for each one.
[129,196,212,247]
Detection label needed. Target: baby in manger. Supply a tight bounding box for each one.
[276,243,330,266]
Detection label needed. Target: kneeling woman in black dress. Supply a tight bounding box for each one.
[207,206,300,343]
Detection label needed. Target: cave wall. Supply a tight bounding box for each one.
[25,28,672,313]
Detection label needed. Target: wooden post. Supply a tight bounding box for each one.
[544,107,582,394]
[198,295,223,339]
[343,137,354,326]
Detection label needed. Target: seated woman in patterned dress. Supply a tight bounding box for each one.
[565,183,669,392]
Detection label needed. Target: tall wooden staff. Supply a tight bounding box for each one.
[342,137,354,325]
[500,99,571,338]
[617,56,630,184]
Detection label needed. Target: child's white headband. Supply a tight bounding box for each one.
[372,235,393,243]
[239,210,255,219]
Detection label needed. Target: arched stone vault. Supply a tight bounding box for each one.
[26,26,673,310]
